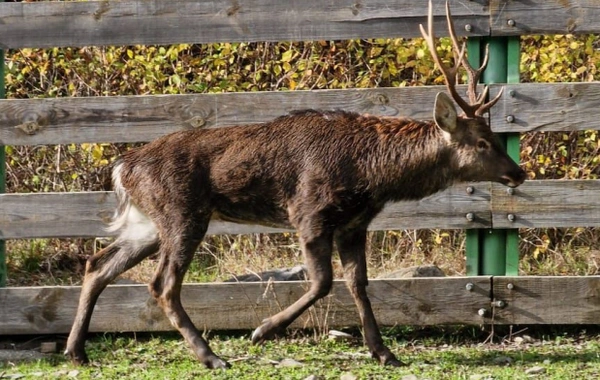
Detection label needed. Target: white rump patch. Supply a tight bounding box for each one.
[118,204,158,247]
[107,162,158,249]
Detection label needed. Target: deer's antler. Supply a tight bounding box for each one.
[419,0,503,117]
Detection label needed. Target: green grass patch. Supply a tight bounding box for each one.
[2,328,600,379]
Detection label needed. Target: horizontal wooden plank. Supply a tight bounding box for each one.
[5,276,599,335]
[4,0,600,50]
[0,277,492,335]
[490,83,600,133]
[491,180,600,228]
[4,83,597,146]
[0,0,489,49]
[5,180,600,239]
[0,184,492,239]
[492,276,600,325]
[491,0,600,36]
[0,192,115,239]
[0,86,457,145]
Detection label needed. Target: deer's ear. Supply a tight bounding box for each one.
[433,92,458,133]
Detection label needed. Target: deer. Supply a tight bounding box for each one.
[65,0,526,369]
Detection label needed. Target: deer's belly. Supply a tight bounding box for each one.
[211,210,292,229]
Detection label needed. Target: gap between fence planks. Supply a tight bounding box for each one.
[0,278,492,335]
[0,183,491,239]
[0,0,489,49]
[3,83,600,146]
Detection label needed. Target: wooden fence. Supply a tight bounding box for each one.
[1,0,600,335]
[2,276,600,334]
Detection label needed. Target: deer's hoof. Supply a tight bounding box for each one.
[204,355,231,370]
[382,356,405,367]
[65,348,90,366]
[375,351,405,367]
[251,320,283,345]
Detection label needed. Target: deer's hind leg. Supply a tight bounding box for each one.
[148,216,229,369]
[66,235,159,365]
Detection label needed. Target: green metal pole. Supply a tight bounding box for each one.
[465,38,482,276]
[481,37,509,276]
[0,44,6,287]
[465,37,521,276]
[504,37,522,276]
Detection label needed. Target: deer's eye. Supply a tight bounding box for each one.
[476,139,490,151]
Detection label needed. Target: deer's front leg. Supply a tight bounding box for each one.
[335,229,404,367]
[252,229,334,344]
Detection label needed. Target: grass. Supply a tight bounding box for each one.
[2,327,600,379]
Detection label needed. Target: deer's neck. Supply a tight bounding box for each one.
[363,118,458,201]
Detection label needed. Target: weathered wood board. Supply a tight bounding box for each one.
[492,276,600,325]
[0,192,116,239]
[0,183,491,239]
[0,0,488,49]
[491,180,600,229]
[3,0,600,50]
[490,0,600,36]
[0,86,454,145]
[5,179,600,239]
[4,276,600,335]
[4,83,600,146]
[0,277,492,335]
[490,83,600,133]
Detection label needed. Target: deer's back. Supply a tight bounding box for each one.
[118,110,418,228]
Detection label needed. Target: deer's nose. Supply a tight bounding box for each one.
[515,168,527,185]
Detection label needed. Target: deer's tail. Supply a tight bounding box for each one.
[106,161,131,234]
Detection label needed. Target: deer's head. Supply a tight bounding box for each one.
[421,0,526,188]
